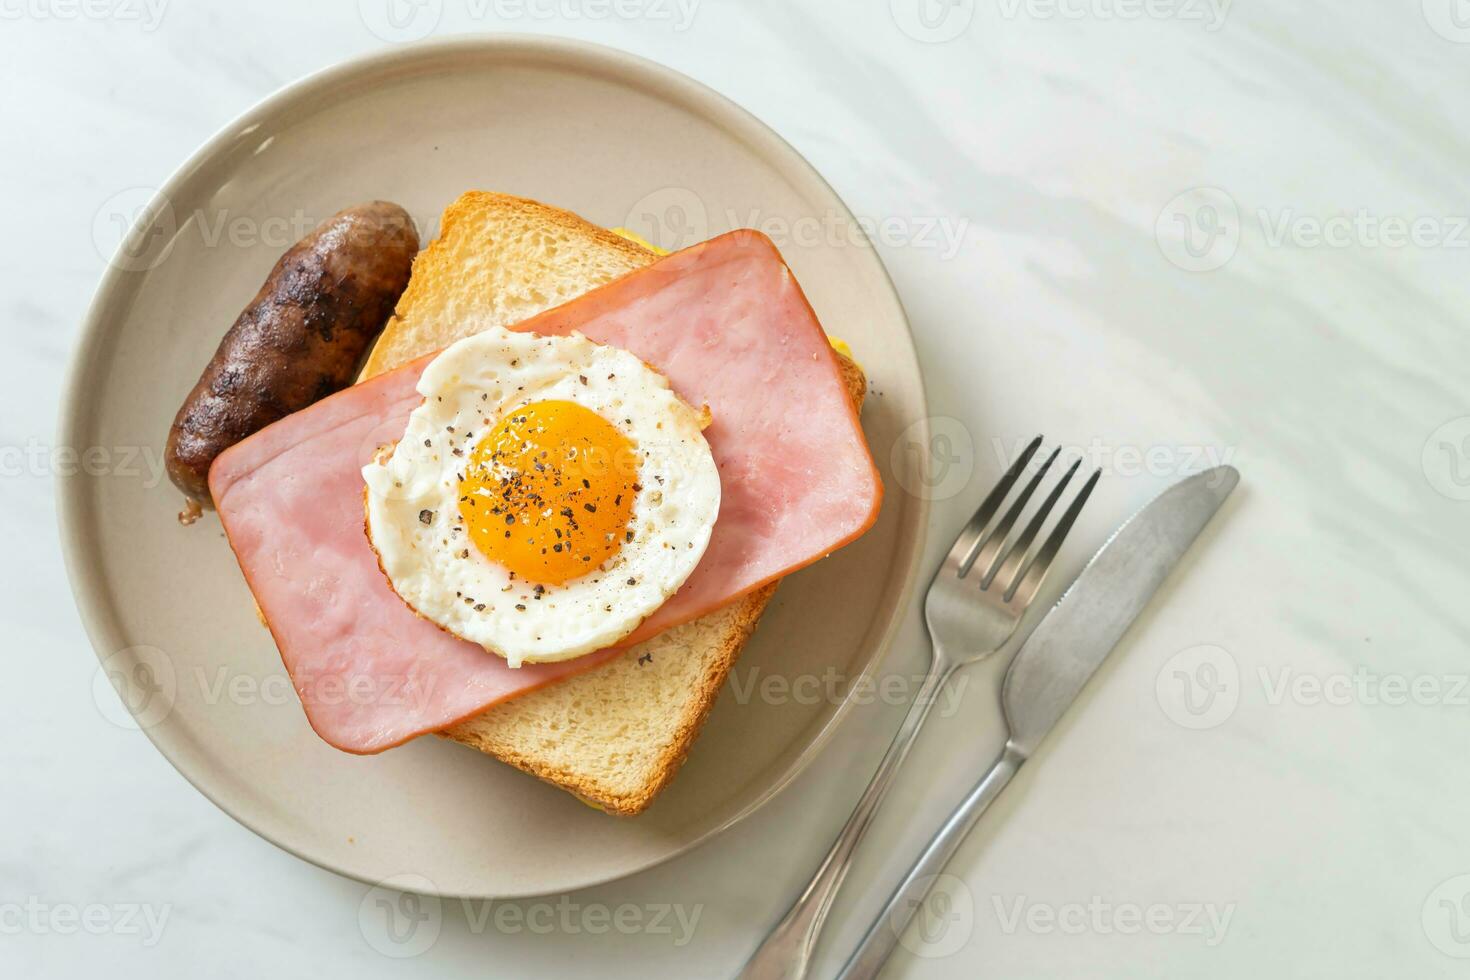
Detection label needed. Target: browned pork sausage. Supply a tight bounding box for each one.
[165,201,419,507]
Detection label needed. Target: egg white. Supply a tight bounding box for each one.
[363,326,720,667]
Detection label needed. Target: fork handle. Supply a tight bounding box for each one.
[735,661,956,980]
[835,741,1027,980]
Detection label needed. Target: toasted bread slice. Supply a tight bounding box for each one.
[362,191,865,814]
[360,193,653,381]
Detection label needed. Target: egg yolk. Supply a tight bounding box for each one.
[458,400,639,586]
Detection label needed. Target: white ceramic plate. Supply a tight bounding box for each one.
[59,36,928,898]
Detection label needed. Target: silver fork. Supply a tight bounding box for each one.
[736,435,1100,980]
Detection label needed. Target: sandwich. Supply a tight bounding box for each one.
[203,191,880,815]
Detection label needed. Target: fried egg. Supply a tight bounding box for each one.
[363,326,720,667]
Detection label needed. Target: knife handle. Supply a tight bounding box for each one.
[835,741,1026,980]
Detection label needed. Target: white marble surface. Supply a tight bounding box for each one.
[5,2,1470,977]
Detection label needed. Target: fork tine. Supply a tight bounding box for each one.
[986,457,1081,592]
[972,446,1061,585]
[945,435,1042,575]
[1004,467,1102,605]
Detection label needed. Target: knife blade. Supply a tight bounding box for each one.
[835,465,1239,980]
[1003,464,1239,754]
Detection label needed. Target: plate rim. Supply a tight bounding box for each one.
[57,33,931,899]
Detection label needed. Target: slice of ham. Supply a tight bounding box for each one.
[211,231,881,753]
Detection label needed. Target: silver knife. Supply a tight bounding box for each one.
[835,466,1239,980]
